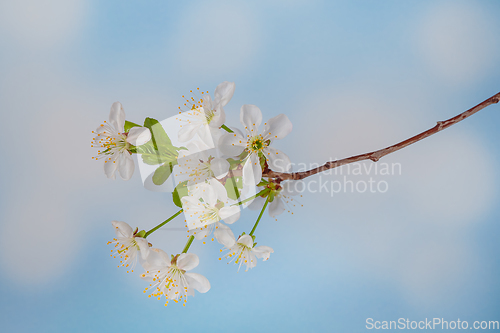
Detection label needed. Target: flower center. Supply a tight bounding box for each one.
[204,108,216,124]
[91,125,130,161]
[168,264,186,275]
[108,135,129,151]
[200,205,221,224]
[248,135,266,153]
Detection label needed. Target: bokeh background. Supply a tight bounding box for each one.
[1,0,499,332]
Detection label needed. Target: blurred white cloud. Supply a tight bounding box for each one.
[0,0,87,47]
[293,84,423,164]
[0,64,108,285]
[404,130,496,226]
[0,189,80,286]
[171,0,260,77]
[415,1,500,85]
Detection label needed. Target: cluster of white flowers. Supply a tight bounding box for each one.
[93,81,302,306]
[107,221,210,307]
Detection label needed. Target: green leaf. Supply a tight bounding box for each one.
[124,120,141,132]
[152,162,174,185]
[136,142,177,165]
[139,117,184,165]
[172,181,189,208]
[224,177,242,200]
[143,117,172,148]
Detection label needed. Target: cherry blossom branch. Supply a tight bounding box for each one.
[263,91,500,181]
[145,209,183,237]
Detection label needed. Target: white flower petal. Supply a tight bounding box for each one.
[166,287,178,300]
[118,152,135,180]
[177,253,199,271]
[218,132,246,156]
[227,126,245,138]
[94,124,111,135]
[214,222,236,248]
[240,104,262,135]
[214,81,235,107]
[109,102,125,133]
[238,234,254,248]
[144,248,170,267]
[197,125,215,147]
[126,127,151,146]
[219,206,240,224]
[104,154,119,180]
[253,245,274,260]
[242,153,262,186]
[192,226,211,240]
[200,184,218,207]
[185,272,211,293]
[263,147,291,173]
[262,114,293,141]
[181,194,201,208]
[135,237,150,260]
[208,178,228,202]
[202,93,213,110]
[268,197,285,217]
[246,251,258,269]
[209,105,225,128]
[111,220,133,238]
[210,158,230,179]
[209,126,224,149]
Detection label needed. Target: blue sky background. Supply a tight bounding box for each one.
[1,0,500,332]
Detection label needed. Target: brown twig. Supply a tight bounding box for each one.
[262,91,500,181]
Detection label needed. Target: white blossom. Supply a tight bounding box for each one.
[219,234,274,272]
[249,180,304,217]
[176,141,229,186]
[218,105,292,185]
[92,102,151,180]
[178,81,235,145]
[107,221,150,273]
[141,249,210,306]
[181,180,240,230]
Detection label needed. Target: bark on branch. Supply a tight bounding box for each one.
[263,91,500,181]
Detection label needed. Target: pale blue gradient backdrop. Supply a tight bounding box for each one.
[1,1,500,332]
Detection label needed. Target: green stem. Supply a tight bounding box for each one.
[182,235,195,253]
[144,209,183,237]
[249,197,269,236]
[232,189,269,206]
[221,124,234,133]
